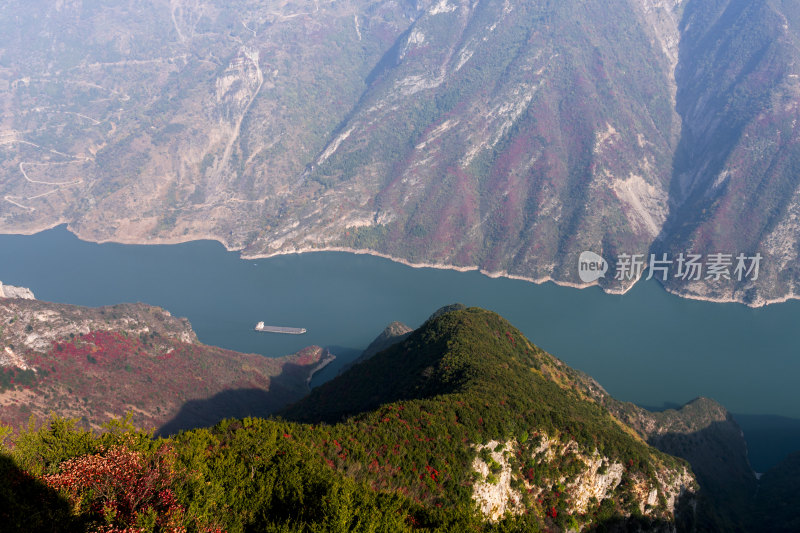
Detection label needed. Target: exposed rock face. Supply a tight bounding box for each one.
[634,399,757,531]
[0,282,34,300]
[471,435,695,524]
[566,454,626,514]
[0,299,196,355]
[575,373,758,531]
[472,440,524,521]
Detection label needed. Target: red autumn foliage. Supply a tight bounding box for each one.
[424,465,440,482]
[43,445,186,532]
[505,331,516,346]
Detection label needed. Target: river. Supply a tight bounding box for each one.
[1,226,798,471]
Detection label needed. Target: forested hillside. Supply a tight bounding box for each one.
[1,308,699,532]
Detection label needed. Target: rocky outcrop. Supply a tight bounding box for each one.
[0,282,34,300]
[357,322,413,362]
[338,321,413,375]
[636,399,757,531]
[581,385,757,531]
[471,435,696,524]
[472,440,525,521]
[0,299,196,355]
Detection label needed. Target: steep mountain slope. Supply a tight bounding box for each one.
[605,396,757,531]
[2,0,800,305]
[299,0,681,293]
[0,298,332,434]
[0,0,424,243]
[283,307,698,529]
[751,451,800,532]
[360,320,413,360]
[659,0,800,305]
[297,304,770,530]
[524,354,759,530]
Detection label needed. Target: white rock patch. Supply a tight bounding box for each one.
[610,173,667,237]
[430,0,457,15]
[568,456,624,513]
[472,440,524,521]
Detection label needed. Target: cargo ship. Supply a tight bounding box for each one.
[254,321,307,335]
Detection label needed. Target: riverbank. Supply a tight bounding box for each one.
[306,350,336,388]
[244,245,794,309]
[0,223,794,308]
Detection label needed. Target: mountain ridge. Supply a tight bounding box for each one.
[289,303,766,529]
[281,306,701,527]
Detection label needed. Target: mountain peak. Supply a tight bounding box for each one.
[283,306,699,527]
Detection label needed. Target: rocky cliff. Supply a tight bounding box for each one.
[0,282,34,300]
